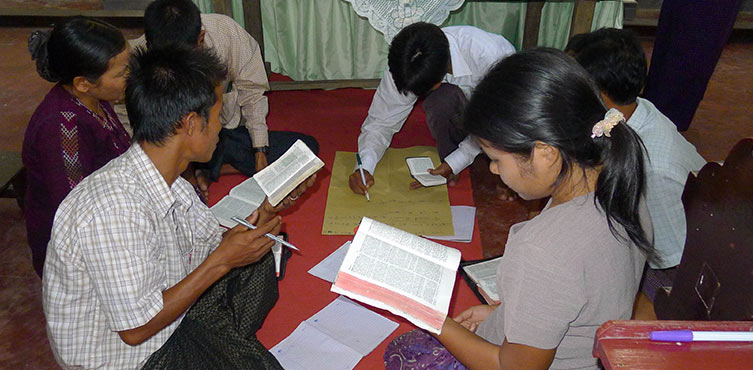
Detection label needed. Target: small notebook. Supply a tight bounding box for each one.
[406,156,447,187]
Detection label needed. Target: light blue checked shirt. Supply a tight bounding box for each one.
[43,144,223,369]
[627,98,706,269]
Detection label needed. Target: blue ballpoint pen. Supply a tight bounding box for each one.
[231,216,300,251]
[356,153,370,201]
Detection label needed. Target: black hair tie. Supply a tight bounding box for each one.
[28,30,58,82]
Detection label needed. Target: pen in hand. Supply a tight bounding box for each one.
[356,153,370,201]
[231,216,300,251]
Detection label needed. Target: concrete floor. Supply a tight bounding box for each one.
[0,23,752,368]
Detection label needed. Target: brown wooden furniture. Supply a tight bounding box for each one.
[653,138,753,321]
[0,151,25,209]
[594,320,753,369]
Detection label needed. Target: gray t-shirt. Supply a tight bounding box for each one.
[476,192,648,369]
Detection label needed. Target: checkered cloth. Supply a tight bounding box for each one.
[144,252,282,370]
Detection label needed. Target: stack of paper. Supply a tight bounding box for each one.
[271,296,398,370]
[424,206,476,243]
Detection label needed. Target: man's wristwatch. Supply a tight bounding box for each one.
[253,146,269,154]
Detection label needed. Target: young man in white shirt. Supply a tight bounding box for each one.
[349,22,516,195]
[566,28,707,305]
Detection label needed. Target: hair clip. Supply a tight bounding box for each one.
[591,108,624,139]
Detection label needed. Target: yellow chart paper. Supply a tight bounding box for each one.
[322,146,454,235]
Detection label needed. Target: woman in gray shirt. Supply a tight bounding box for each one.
[385,48,653,369]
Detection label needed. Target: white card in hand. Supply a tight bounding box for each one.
[406,156,447,187]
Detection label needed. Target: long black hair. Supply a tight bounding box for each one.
[465,48,652,254]
[28,16,126,84]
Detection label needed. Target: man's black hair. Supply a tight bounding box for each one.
[388,22,450,96]
[564,28,647,105]
[126,45,228,145]
[143,0,202,49]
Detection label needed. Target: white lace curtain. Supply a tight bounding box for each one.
[342,0,466,41]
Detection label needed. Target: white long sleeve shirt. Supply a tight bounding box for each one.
[357,26,516,175]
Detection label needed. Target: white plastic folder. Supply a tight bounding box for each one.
[271,296,398,370]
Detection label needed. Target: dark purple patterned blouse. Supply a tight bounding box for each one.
[22,84,131,277]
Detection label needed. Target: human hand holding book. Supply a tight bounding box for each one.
[254,140,324,206]
[406,156,448,188]
[453,304,498,333]
[460,256,502,305]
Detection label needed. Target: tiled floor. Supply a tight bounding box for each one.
[0,23,751,368]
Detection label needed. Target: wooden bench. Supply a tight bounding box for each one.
[0,152,26,209]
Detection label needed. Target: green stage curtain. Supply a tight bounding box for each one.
[261,0,622,80]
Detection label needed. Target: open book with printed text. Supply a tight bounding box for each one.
[406,156,447,187]
[331,217,461,334]
[460,256,502,305]
[210,177,266,228]
[254,139,324,206]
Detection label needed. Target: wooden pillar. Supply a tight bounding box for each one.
[570,0,597,38]
[242,0,265,61]
[522,1,545,49]
[212,0,232,17]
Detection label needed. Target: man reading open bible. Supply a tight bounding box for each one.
[43,45,316,369]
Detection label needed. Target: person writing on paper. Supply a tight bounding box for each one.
[43,45,314,369]
[384,49,653,369]
[349,22,515,195]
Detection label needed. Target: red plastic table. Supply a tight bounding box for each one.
[594,320,753,369]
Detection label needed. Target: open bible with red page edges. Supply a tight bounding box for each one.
[331,217,461,334]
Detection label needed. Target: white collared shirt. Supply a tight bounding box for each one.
[43,144,222,369]
[357,26,516,175]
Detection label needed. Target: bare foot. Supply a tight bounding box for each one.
[495,182,517,201]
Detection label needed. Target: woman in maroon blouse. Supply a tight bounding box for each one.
[23,16,131,277]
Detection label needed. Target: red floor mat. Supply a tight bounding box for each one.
[208,84,484,369]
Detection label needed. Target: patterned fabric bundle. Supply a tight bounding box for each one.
[143,253,282,370]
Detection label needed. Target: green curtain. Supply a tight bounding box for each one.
[192,0,247,28]
[192,0,213,13]
[261,0,622,80]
